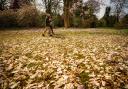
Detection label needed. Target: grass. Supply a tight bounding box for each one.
[0,28,128,89]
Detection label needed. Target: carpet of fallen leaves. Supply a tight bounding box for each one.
[0,28,128,89]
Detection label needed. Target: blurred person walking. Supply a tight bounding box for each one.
[42,14,55,36]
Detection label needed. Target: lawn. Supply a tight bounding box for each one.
[0,28,128,89]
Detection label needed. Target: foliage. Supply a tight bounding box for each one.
[71,16,82,27]
[10,0,20,10]
[99,15,117,27]
[84,0,100,15]
[71,16,97,28]
[0,10,18,27]
[40,13,46,27]
[115,14,128,29]
[53,14,64,27]
[108,15,117,27]
[97,19,106,27]
[0,0,128,28]
[110,0,128,22]
[83,15,98,28]
[0,0,7,11]
[103,7,111,27]
[17,6,41,27]
[42,0,62,14]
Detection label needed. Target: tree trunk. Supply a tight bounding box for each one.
[116,13,119,23]
[63,0,70,28]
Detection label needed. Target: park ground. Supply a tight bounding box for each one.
[0,28,128,89]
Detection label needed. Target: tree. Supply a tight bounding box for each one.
[10,0,20,10]
[0,0,6,11]
[41,0,78,28]
[52,0,62,15]
[10,0,35,10]
[20,0,34,5]
[103,7,111,26]
[43,0,52,14]
[63,0,79,28]
[84,0,100,16]
[100,6,117,27]
[42,0,61,14]
[110,0,128,22]
[63,0,71,28]
[63,0,100,28]
[115,14,128,29]
[71,0,87,27]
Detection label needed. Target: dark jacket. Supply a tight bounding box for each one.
[45,16,52,26]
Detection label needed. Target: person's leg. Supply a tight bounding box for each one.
[50,26,55,35]
[48,27,52,36]
[42,27,48,36]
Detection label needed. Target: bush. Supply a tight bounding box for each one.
[98,15,116,27]
[40,14,46,27]
[53,15,64,27]
[72,16,82,27]
[83,16,98,28]
[115,14,128,29]
[71,15,98,28]
[109,16,116,27]
[97,19,106,27]
[17,6,41,27]
[0,10,18,27]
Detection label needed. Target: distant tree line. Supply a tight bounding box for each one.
[0,0,128,29]
[99,0,128,28]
